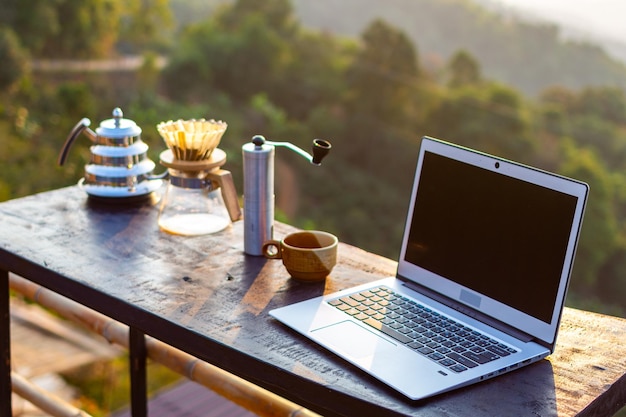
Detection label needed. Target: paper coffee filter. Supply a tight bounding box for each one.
[157,118,227,161]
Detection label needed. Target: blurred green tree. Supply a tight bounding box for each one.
[218,0,297,37]
[447,49,481,88]
[540,86,626,172]
[0,26,29,92]
[118,0,173,52]
[271,31,354,121]
[3,0,173,58]
[428,83,536,161]
[538,86,577,139]
[560,141,619,291]
[57,83,97,122]
[345,18,419,126]
[575,86,626,125]
[0,0,60,57]
[163,0,290,103]
[3,0,122,58]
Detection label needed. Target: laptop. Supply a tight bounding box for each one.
[270,136,588,400]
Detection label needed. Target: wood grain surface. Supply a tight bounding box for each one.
[1,186,625,416]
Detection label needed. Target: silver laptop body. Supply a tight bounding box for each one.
[270,136,588,400]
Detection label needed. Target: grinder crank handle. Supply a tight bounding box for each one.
[252,135,332,166]
[311,139,331,165]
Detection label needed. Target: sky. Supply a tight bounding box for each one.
[493,0,626,43]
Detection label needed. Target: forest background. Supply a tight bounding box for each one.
[2,0,626,321]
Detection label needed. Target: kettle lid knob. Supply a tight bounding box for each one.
[112,107,123,127]
[96,107,142,138]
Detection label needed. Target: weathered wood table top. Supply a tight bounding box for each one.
[1,186,625,416]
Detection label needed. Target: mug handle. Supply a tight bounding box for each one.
[262,240,282,259]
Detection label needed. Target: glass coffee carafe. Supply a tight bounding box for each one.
[156,119,241,236]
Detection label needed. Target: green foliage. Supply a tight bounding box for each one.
[346,19,420,125]
[62,357,181,416]
[2,0,626,322]
[293,0,626,96]
[4,0,175,58]
[0,26,29,91]
[271,30,355,121]
[427,83,536,161]
[219,0,297,36]
[169,0,224,29]
[0,0,62,57]
[447,49,481,88]
[164,8,290,103]
[576,86,626,125]
[540,86,626,171]
[4,1,626,413]
[58,83,98,122]
[118,0,173,52]
[48,0,120,58]
[560,142,618,289]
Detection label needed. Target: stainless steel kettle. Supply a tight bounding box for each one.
[58,107,164,201]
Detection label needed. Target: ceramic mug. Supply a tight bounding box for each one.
[262,230,338,282]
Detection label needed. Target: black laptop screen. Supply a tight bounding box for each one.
[404,151,578,324]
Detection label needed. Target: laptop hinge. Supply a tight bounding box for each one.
[402,279,534,343]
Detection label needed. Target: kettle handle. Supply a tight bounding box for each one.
[58,118,91,166]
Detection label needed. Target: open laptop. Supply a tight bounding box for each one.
[270,136,588,400]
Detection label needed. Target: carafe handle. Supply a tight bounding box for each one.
[206,169,242,222]
[58,118,91,166]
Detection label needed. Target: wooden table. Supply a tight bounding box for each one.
[1,186,625,416]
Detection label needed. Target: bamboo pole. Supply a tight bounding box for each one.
[9,273,321,417]
[11,371,92,417]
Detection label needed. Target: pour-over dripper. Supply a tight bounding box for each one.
[156,117,241,236]
[156,118,227,161]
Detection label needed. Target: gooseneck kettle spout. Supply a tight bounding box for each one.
[58,118,97,166]
[242,135,332,256]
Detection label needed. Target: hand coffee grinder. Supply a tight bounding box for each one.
[157,119,241,236]
[242,135,331,255]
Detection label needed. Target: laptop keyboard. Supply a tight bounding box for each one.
[328,286,518,373]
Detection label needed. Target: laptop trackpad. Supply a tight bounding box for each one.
[312,321,396,359]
